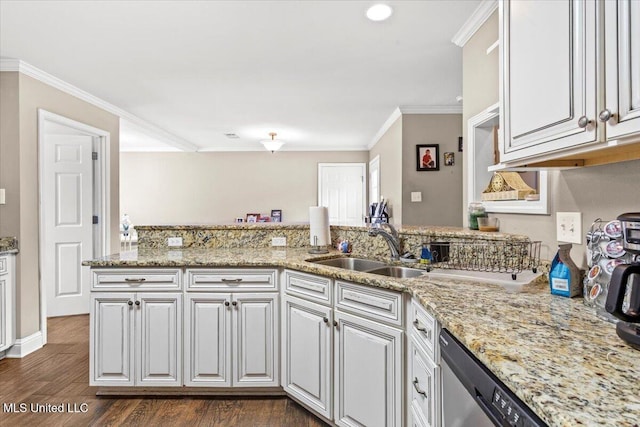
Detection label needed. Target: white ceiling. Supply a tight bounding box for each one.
[0,0,480,152]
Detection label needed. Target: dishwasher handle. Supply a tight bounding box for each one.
[475,390,504,426]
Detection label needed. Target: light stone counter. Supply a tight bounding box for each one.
[84,247,640,427]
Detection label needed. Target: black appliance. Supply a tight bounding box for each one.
[606,212,640,350]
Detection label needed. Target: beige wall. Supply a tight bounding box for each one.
[402,114,462,226]
[0,72,120,338]
[462,13,640,265]
[369,117,402,224]
[120,151,368,225]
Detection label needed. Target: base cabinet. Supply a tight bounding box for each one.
[90,292,182,386]
[282,295,333,419]
[184,292,279,387]
[0,254,16,354]
[334,310,403,427]
[409,338,440,427]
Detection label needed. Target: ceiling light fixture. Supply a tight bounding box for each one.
[260,132,285,153]
[366,4,393,22]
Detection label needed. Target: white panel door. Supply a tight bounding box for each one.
[334,310,403,427]
[137,293,182,386]
[43,134,94,317]
[282,295,332,419]
[232,293,279,387]
[500,0,598,161]
[184,293,232,387]
[90,293,135,386]
[318,163,366,226]
[605,0,640,140]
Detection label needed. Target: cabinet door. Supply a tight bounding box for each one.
[90,293,135,386]
[232,293,279,387]
[605,0,640,140]
[184,293,232,387]
[282,295,332,419]
[334,310,403,427]
[0,276,6,351]
[136,293,182,386]
[500,0,598,162]
[409,338,440,427]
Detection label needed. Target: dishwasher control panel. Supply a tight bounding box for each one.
[492,387,536,427]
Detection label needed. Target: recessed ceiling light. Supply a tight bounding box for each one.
[366,4,393,22]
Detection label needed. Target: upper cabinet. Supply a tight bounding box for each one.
[498,0,640,168]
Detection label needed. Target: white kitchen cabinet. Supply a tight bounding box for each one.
[499,0,640,167]
[282,295,333,419]
[409,337,440,427]
[334,310,403,427]
[91,292,182,386]
[0,254,16,355]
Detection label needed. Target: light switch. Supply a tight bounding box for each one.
[0,189,5,205]
[411,192,422,202]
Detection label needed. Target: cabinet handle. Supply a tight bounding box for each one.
[224,301,230,307]
[598,109,612,122]
[333,320,338,328]
[127,300,133,306]
[135,300,140,306]
[232,301,237,306]
[221,278,243,283]
[577,116,591,128]
[124,278,146,283]
[413,377,428,397]
[413,319,431,338]
[323,317,329,324]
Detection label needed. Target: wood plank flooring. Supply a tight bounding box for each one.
[0,315,327,426]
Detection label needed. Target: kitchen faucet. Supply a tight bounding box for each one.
[368,223,402,260]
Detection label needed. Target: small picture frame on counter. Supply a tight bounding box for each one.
[271,209,282,222]
[245,213,259,223]
[416,144,439,171]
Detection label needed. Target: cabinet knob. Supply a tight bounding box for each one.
[224,301,230,307]
[599,109,612,122]
[333,320,338,328]
[127,300,133,306]
[577,116,591,128]
[232,301,237,306]
[323,317,329,324]
[135,300,140,306]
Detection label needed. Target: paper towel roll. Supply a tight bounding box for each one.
[309,206,331,246]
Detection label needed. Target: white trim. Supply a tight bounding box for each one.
[0,59,198,152]
[486,40,500,55]
[451,0,498,47]
[37,110,112,345]
[6,331,44,358]
[368,108,402,150]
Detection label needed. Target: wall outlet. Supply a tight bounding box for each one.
[411,192,422,202]
[168,237,183,247]
[556,212,582,244]
[272,237,287,247]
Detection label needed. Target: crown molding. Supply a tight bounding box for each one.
[0,58,199,152]
[367,107,402,150]
[451,0,498,47]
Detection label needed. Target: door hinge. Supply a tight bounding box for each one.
[92,215,99,224]
[92,152,98,160]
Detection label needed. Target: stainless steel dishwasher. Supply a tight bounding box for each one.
[439,329,548,427]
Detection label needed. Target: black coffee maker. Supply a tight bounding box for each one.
[606,213,640,350]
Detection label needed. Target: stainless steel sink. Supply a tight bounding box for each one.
[366,266,426,279]
[311,257,387,271]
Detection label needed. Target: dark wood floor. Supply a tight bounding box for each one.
[0,315,327,426]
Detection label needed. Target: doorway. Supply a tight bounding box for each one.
[38,110,111,344]
[317,163,366,226]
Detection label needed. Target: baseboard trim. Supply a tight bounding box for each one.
[6,331,44,358]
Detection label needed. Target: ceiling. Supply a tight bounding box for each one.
[0,0,480,152]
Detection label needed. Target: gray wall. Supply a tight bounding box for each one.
[402,114,463,226]
[120,151,369,225]
[0,72,120,338]
[462,13,640,265]
[369,117,403,224]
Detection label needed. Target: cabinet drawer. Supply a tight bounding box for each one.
[410,337,439,427]
[186,268,277,291]
[283,270,331,305]
[0,257,6,275]
[410,299,437,359]
[335,281,402,326]
[91,268,182,291]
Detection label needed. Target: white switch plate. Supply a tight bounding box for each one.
[0,188,5,204]
[272,237,287,247]
[411,191,422,202]
[168,237,183,247]
[556,212,582,244]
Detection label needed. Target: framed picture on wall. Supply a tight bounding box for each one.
[271,209,282,222]
[458,136,463,152]
[444,152,455,166]
[416,144,439,171]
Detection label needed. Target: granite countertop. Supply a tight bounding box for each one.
[0,237,19,255]
[84,247,640,427]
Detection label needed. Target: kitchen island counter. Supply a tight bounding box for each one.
[84,247,640,427]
